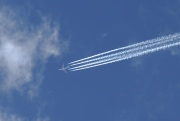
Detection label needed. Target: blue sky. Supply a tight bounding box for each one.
[0,0,180,121]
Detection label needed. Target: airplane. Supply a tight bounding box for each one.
[58,63,69,73]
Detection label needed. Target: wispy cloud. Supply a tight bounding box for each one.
[0,108,50,121]
[170,47,180,56]
[0,112,24,121]
[0,6,64,98]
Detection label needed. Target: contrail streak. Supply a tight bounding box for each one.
[69,33,180,65]
[68,33,180,71]
[70,41,180,71]
[69,34,179,67]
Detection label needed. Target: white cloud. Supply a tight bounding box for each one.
[131,58,144,68]
[0,109,50,121]
[0,6,64,97]
[0,110,24,121]
[170,47,180,56]
[100,33,108,39]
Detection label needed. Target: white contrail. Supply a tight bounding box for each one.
[68,33,180,71]
[69,34,180,70]
[69,33,180,66]
[69,34,179,67]
[69,40,176,70]
[70,40,180,71]
[69,33,180,65]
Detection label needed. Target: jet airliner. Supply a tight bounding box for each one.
[59,64,69,73]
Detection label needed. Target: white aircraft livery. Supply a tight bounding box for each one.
[59,64,69,73]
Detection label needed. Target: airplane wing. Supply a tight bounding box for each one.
[59,64,68,73]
